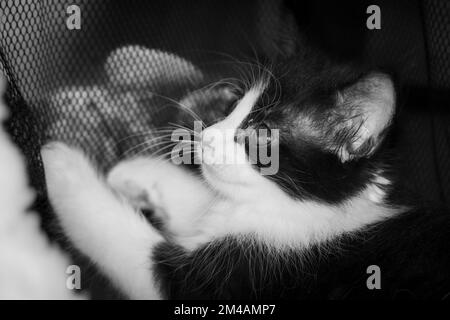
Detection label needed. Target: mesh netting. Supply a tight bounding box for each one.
[0,0,297,298]
[0,0,290,171]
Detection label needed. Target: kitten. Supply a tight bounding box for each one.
[41,51,450,299]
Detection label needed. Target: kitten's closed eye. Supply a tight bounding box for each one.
[254,122,273,147]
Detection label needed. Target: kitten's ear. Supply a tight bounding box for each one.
[327,72,396,162]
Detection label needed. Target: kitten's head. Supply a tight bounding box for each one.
[199,57,396,204]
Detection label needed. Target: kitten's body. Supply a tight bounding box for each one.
[42,51,450,299]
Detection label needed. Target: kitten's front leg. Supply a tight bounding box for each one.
[41,142,164,299]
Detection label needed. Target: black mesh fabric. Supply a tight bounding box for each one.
[1,0,449,298]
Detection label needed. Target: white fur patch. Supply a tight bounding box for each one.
[107,156,399,253]
[107,157,217,247]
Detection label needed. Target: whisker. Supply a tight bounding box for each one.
[168,122,202,137]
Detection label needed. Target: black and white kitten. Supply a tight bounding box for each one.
[41,50,450,299]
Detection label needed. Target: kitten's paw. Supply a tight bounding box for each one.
[107,161,165,216]
[41,142,96,191]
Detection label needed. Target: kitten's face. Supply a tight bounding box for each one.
[199,59,395,204]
